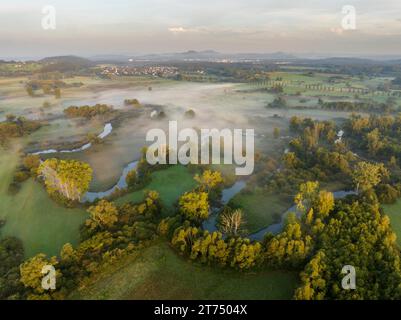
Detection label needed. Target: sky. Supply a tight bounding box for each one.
[1,0,401,59]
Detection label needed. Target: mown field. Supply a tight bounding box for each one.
[70,241,299,300]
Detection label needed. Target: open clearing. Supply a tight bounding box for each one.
[229,192,289,233]
[116,165,198,212]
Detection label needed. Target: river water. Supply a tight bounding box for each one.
[31,123,113,155]
[202,182,357,241]
[81,160,138,203]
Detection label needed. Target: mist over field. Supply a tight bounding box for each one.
[2,0,401,305]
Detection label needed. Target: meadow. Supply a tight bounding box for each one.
[70,241,298,300]
[0,147,87,257]
[382,201,401,246]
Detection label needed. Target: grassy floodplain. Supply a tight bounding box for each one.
[0,146,87,257]
[70,241,299,300]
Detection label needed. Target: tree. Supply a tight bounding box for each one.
[352,161,389,192]
[125,169,137,188]
[20,253,58,295]
[26,86,34,97]
[54,87,61,99]
[194,170,223,192]
[230,238,263,270]
[23,154,41,174]
[265,214,313,268]
[184,109,196,119]
[282,152,300,169]
[86,200,119,231]
[294,181,320,213]
[0,237,24,299]
[179,191,209,221]
[314,190,334,219]
[38,159,93,201]
[87,133,102,145]
[294,251,327,300]
[366,128,383,156]
[6,114,16,122]
[219,209,245,237]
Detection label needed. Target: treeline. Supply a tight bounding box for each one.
[124,99,141,106]
[63,104,113,119]
[8,154,41,195]
[0,237,25,299]
[2,167,401,299]
[345,113,401,164]
[260,117,356,197]
[292,182,401,299]
[320,100,397,113]
[0,191,162,300]
[0,116,42,147]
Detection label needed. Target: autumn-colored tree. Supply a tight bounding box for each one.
[179,191,210,221]
[229,238,264,270]
[194,170,223,192]
[125,169,137,187]
[54,87,61,99]
[38,158,93,201]
[282,152,300,169]
[265,214,313,268]
[294,251,327,300]
[86,200,119,231]
[23,154,41,174]
[190,231,230,266]
[20,253,59,297]
[366,128,383,156]
[352,161,389,192]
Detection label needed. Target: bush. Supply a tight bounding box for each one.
[13,171,30,183]
[376,184,400,204]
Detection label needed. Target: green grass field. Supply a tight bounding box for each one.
[229,191,289,233]
[0,148,87,258]
[116,165,198,212]
[71,241,298,300]
[382,200,401,246]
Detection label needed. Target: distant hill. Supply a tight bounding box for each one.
[89,50,298,63]
[39,55,95,72]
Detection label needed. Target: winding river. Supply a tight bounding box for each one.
[79,157,356,241]
[31,123,113,155]
[29,121,355,240]
[82,160,138,203]
[202,182,357,241]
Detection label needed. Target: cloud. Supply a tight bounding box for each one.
[168,27,190,33]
